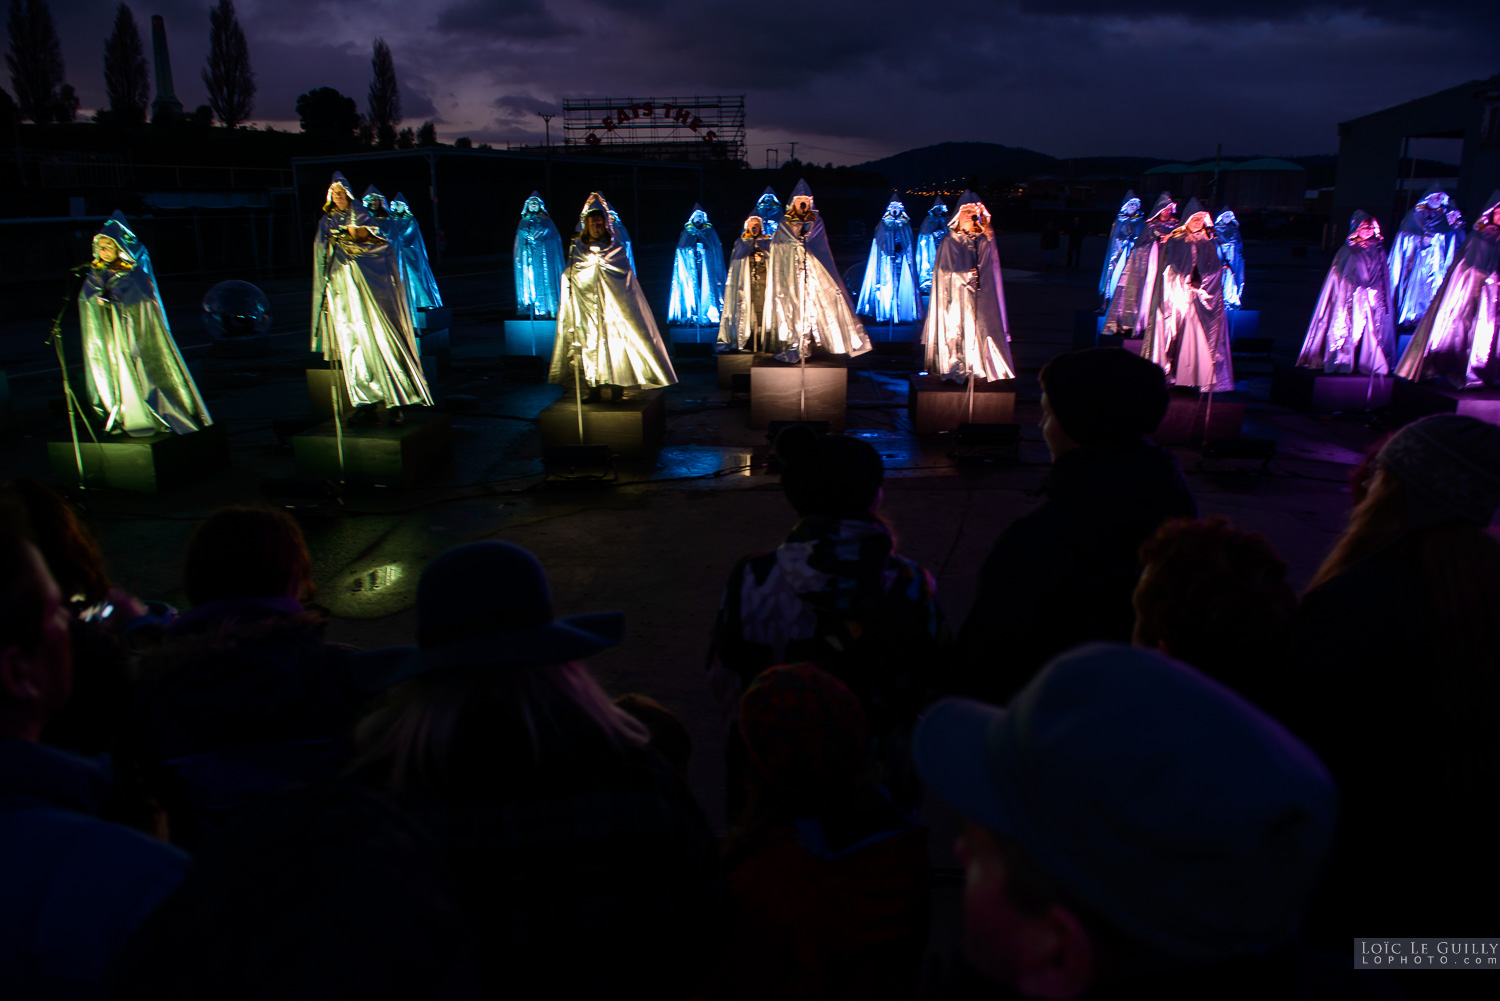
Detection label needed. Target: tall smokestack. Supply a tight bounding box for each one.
[150,15,183,123]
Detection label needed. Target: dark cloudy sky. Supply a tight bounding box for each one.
[52,1,1500,163]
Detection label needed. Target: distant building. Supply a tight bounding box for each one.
[1334,74,1500,235]
[1138,158,1306,214]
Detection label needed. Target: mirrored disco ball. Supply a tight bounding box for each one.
[202,280,272,339]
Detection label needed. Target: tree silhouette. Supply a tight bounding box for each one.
[5,0,68,123]
[395,126,414,149]
[102,3,149,124]
[202,0,254,127]
[415,120,436,147]
[296,86,358,141]
[367,38,400,149]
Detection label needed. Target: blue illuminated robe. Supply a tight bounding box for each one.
[667,205,726,325]
[513,192,565,317]
[387,192,443,317]
[856,199,923,322]
[1215,209,1245,310]
[1104,191,1177,338]
[1389,191,1462,327]
[1297,211,1395,375]
[916,197,948,295]
[755,188,782,236]
[1099,193,1143,309]
[1396,193,1500,389]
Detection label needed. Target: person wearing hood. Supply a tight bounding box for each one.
[1146,200,1234,393]
[1103,191,1177,338]
[717,215,773,353]
[1394,191,1500,389]
[915,196,949,295]
[754,187,782,236]
[1388,187,1463,328]
[762,179,872,362]
[921,192,1015,383]
[548,192,677,395]
[310,172,432,425]
[385,190,444,319]
[361,185,394,239]
[1296,211,1396,374]
[957,348,1197,705]
[1215,208,1246,310]
[856,195,924,323]
[667,204,727,326]
[513,191,565,319]
[1098,192,1144,312]
[78,212,212,437]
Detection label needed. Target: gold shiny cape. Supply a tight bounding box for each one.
[718,234,771,351]
[921,228,1015,382]
[762,211,871,361]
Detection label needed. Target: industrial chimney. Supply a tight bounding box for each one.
[150,15,183,123]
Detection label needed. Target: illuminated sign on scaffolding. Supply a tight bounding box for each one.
[562,96,746,163]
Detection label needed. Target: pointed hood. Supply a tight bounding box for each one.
[576,191,627,247]
[686,203,710,228]
[928,196,949,217]
[323,171,355,212]
[1346,209,1381,241]
[522,191,547,216]
[1148,190,1176,223]
[1418,182,1450,210]
[92,210,149,271]
[362,185,388,213]
[390,192,413,216]
[1215,208,1239,236]
[948,190,992,233]
[1119,191,1142,218]
[1481,191,1500,228]
[1175,198,1213,237]
[791,178,814,201]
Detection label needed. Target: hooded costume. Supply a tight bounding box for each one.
[386,190,443,318]
[1099,192,1143,310]
[915,196,949,295]
[717,215,773,352]
[1104,191,1177,337]
[513,192,565,318]
[667,204,726,325]
[755,187,782,236]
[548,192,677,390]
[1395,192,1500,389]
[1215,209,1245,310]
[762,179,871,362]
[361,185,394,239]
[920,192,1015,383]
[1145,199,1234,393]
[1296,211,1396,375]
[1389,187,1463,327]
[856,196,923,323]
[310,172,433,411]
[78,212,212,436]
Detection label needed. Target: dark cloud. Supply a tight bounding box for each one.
[434,0,574,39]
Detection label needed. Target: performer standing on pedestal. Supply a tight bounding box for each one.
[763,179,871,362]
[1099,192,1143,311]
[1396,191,1500,389]
[856,195,923,323]
[1146,199,1234,392]
[78,212,211,436]
[1215,209,1246,311]
[513,191,564,318]
[717,215,772,353]
[916,196,949,295]
[667,204,726,326]
[310,172,432,425]
[922,192,1014,383]
[361,185,394,239]
[387,191,443,320]
[1389,187,1463,329]
[1104,191,1177,338]
[549,192,677,395]
[755,187,782,236]
[1297,212,1396,375]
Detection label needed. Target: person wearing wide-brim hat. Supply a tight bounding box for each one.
[348,541,722,997]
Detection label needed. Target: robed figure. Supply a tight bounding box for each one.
[361,185,396,241]
[921,192,1015,383]
[513,191,565,318]
[78,212,211,436]
[1215,209,1246,310]
[1098,192,1143,311]
[1296,211,1396,375]
[1145,200,1234,392]
[755,187,782,236]
[1103,191,1177,337]
[310,172,433,418]
[1395,192,1500,389]
[667,204,726,326]
[856,197,923,322]
[717,215,772,352]
[1389,188,1463,328]
[916,196,949,295]
[387,191,443,317]
[762,179,872,362]
[548,192,677,391]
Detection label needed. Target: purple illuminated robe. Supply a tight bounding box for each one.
[1297,212,1396,375]
[1145,214,1234,392]
[1395,195,1500,389]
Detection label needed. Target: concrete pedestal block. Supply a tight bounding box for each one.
[1154,391,1245,445]
[1272,365,1391,412]
[49,421,228,492]
[538,388,666,457]
[717,351,761,390]
[908,374,1016,433]
[503,319,557,359]
[749,356,848,431]
[292,411,453,488]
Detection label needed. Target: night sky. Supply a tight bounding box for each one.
[53,1,1500,163]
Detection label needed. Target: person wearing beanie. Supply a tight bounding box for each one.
[956,348,1197,705]
[1290,414,1500,952]
[915,644,1342,999]
[709,425,949,816]
[711,664,929,1001]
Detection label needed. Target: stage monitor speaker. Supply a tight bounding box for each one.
[543,444,616,481]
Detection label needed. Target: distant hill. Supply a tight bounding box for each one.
[855,142,1059,189]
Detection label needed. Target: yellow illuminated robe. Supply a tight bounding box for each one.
[549,231,677,389]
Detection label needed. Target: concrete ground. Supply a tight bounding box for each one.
[0,229,1383,959]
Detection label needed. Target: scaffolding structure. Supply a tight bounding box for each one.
[562,96,746,163]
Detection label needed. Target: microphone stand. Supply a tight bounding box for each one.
[46,264,95,489]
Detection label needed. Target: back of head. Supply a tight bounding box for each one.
[738,663,869,803]
[775,426,885,519]
[0,478,111,608]
[0,528,47,661]
[1134,518,1296,702]
[184,506,311,606]
[1040,349,1170,447]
